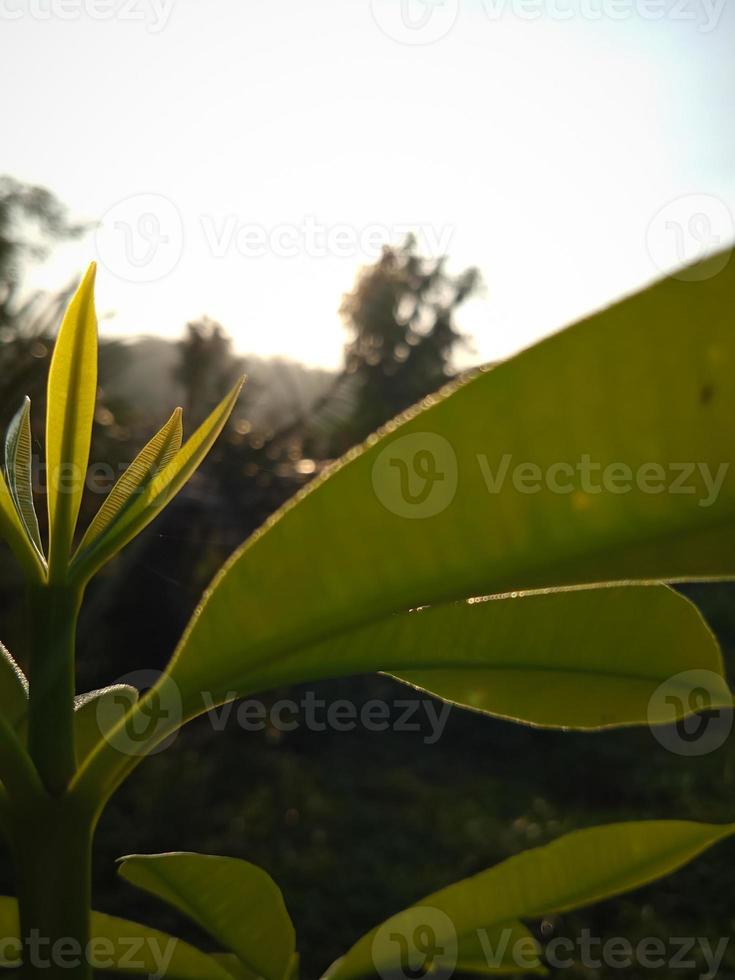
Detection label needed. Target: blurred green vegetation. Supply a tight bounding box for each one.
[0,179,733,979]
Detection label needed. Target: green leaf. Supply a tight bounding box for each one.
[0,468,46,582]
[5,396,43,555]
[71,254,735,805]
[159,250,735,719]
[46,263,98,573]
[453,926,547,975]
[75,407,182,556]
[73,685,138,766]
[325,821,735,980]
[0,896,234,977]
[329,921,547,978]
[118,852,295,980]
[398,587,731,728]
[71,380,242,583]
[210,955,261,980]
[0,642,28,728]
[212,953,300,980]
[231,584,729,730]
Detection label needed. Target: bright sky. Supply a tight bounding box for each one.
[2,0,734,369]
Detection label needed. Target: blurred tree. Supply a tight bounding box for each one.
[0,175,85,318]
[336,235,481,446]
[175,317,244,426]
[0,177,87,424]
[288,236,481,458]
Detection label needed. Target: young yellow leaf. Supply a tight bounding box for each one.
[0,469,46,582]
[75,407,183,555]
[71,379,243,583]
[46,263,98,575]
[5,396,43,555]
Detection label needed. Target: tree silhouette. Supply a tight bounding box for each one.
[0,176,86,314]
[316,236,481,453]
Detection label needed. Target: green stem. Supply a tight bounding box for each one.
[15,579,94,978]
[26,583,82,795]
[12,794,95,980]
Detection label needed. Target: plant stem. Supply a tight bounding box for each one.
[26,583,82,795]
[12,795,95,980]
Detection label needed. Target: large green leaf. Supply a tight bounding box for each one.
[0,897,234,978]
[75,407,182,556]
[70,381,242,583]
[75,585,729,801]
[45,263,98,572]
[118,852,295,980]
[160,250,735,711]
[231,584,729,730]
[5,396,43,555]
[72,254,735,802]
[325,821,735,980]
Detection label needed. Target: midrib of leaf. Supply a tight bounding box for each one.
[46,265,97,569]
[57,297,89,480]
